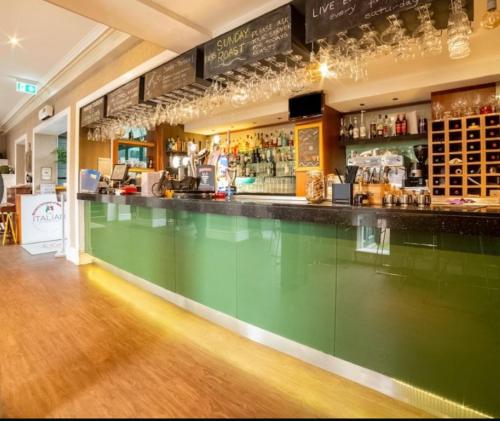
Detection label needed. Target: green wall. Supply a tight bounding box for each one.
[85,202,500,416]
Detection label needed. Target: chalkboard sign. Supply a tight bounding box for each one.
[198,165,216,192]
[204,5,294,79]
[297,126,321,168]
[305,0,433,42]
[80,97,106,128]
[144,49,202,102]
[107,78,143,117]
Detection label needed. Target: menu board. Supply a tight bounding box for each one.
[107,78,142,117]
[204,5,293,79]
[297,126,320,168]
[198,165,216,192]
[144,49,199,102]
[80,97,105,128]
[305,0,433,42]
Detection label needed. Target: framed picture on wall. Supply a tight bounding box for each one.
[41,167,52,181]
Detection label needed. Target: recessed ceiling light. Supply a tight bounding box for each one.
[8,35,20,47]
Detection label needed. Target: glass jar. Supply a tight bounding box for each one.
[306,170,325,204]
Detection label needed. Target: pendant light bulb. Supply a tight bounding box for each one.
[481,0,500,29]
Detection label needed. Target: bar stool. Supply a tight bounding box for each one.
[0,212,17,246]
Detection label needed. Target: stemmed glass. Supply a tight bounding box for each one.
[432,102,444,120]
[413,4,442,56]
[448,0,472,60]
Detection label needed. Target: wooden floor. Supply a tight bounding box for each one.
[0,246,430,418]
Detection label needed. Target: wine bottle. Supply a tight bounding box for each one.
[401,114,408,136]
[383,115,389,138]
[396,115,402,136]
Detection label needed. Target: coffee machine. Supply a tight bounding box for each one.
[405,144,428,187]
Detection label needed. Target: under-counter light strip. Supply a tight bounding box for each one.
[88,256,492,419]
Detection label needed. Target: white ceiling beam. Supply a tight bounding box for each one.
[43,0,212,52]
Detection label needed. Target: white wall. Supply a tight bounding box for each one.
[33,134,57,192]
[15,143,26,184]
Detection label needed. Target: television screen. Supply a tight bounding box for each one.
[289,92,324,120]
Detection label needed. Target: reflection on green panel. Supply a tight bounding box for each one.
[175,211,238,316]
[236,217,336,354]
[86,202,176,291]
[335,227,500,416]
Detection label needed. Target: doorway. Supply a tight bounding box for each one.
[21,109,70,257]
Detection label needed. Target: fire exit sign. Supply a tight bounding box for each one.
[16,81,38,95]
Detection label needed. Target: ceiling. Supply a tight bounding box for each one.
[2,0,499,137]
[0,0,106,131]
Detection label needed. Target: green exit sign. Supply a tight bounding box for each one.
[16,81,38,95]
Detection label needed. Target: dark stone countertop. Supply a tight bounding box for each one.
[77,193,500,237]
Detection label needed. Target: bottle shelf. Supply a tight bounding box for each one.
[117,140,156,148]
[339,133,426,146]
[429,112,500,198]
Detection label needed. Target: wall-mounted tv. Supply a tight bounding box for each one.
[289,91,325,121]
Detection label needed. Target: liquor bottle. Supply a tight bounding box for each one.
[353,117,360,140]
[401,114,408,136]
[396,115,402,136]
[340,118,346,142]
[376,114,384,137]
[281,130,288,147]
[348,117,354,140]
[370,119,377,139]
[418,117,428,135]
[383,115,389,138]
[360,111,367,139]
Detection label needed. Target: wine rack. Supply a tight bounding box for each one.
[429,113,500,198]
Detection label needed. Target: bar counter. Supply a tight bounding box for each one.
[79,192,500,417]
[78,192,500,237]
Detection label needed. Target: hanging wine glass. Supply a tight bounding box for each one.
[447,0,472,60]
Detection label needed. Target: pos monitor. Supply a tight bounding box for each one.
[110,164,129,183]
